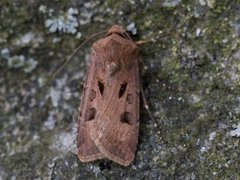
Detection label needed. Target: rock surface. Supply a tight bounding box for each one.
[0,0,239,179]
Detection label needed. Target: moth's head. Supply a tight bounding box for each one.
[107,25,131,40]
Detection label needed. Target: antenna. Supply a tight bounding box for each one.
[50,30,107,81]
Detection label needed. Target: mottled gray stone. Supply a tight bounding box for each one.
[0,0,239,179]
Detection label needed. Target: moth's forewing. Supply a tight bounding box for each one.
[89,34,140,166]
[77,25,140,166]
[77,49,104,162]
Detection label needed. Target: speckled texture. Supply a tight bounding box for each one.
[0,0,239,179]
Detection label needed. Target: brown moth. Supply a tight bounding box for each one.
[77,25,140,166]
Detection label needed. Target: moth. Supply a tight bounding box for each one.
[77,25,140,166]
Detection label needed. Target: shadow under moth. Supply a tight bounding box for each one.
[77,25,140,166]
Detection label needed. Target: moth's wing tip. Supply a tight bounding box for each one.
[77,121,106,163]
[93,138,134,166]
[77,152,105,162]
[117,158,133,166]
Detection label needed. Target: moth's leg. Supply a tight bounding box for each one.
[140,86,160,134]
[139,57,160,133]
[140,86,154,122]
[135,40,152,45]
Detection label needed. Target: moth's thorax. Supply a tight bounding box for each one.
[107,25,126,35]
[93,34,138,76]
